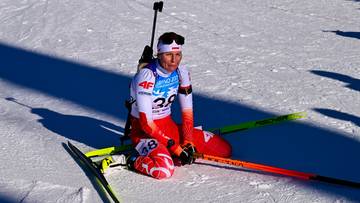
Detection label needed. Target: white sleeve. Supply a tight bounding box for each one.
[178,65,191,88]
[178,66,193,110]
[134,68,156,119]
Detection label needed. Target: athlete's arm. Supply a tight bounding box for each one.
[178,66,194,145]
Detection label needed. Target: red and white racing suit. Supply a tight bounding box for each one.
[129,59,231,179]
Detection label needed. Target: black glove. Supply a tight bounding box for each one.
[138,45,153,64]
[179,143,196,165]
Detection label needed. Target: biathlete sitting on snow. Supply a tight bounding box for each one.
[119,32,232,179]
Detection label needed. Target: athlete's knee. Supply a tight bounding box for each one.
[212,135,232,158]
[199,131,232,158]
[151,153,175,179]
[151,167,174,179]
[220,141,232,158]
[134,153,175,179]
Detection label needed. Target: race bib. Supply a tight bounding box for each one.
[135,139,159,156]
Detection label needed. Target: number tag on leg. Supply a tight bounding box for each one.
[135,139,159,156]
[203,131,214,143]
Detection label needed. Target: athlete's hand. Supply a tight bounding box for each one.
[179,143,196,165]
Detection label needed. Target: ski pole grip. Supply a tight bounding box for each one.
[153,1,163,12]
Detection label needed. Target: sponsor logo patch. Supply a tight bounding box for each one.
[203,131,214,143]
[138,81,154,89]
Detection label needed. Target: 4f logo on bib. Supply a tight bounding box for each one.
[139,81,154,89]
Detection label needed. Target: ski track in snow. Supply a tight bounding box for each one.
[1,0,360,202]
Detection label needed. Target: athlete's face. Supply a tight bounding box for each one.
[158,51,182,73]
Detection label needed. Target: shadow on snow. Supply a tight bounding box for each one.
[1,43,359,201]
[314,108,360,128]
[323,30,360,40]
[311,70,360,92]
[5,97,123,149]
[31,107,123,149]
[0,195,17,203]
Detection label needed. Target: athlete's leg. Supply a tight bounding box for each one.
[133,139,175,179]
[191,129,232,158]
[129,116,180,179]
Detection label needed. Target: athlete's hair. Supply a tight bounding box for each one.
[158,32,185,45]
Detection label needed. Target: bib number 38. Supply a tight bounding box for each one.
[154,94,176,108]
[135,139,159,156]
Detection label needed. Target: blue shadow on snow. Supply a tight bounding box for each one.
[0,43,360,201]
[30,107,122,148]
[5,97,123,149]
[323,30,360,40]
[314,108,360,127]
[311,70,360,92]
[0,195,17,203]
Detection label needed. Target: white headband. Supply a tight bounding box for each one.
[157,40,182,54]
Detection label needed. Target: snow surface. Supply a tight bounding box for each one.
[1,0,360,202]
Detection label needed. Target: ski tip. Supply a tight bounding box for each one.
[299,111,307,117]
[291,111,307,119]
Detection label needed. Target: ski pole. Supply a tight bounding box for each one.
[194,153,360,188]
[150,1,163,49]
